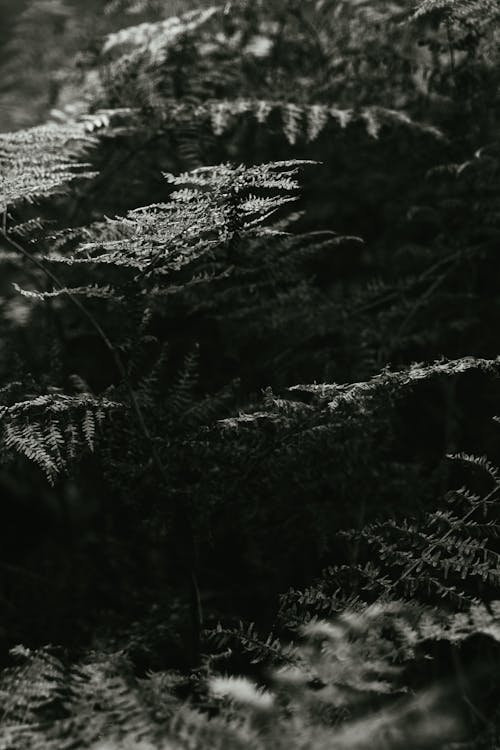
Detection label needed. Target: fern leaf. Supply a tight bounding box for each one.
[0,392,120,484]
[0,122,97,212]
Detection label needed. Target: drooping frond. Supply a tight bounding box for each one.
[95,99,443,145]
[0,390,120,484]
[196,99,442,143]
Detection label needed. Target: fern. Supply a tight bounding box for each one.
[101,98,443,146]
[279,441,500,622]
[206,619,296,666]
[290,356,500,412]
[102,6,218,56]
[4,600,500,748]
[0,122,96,213]
[0,4,500,743]
[412,0,500,23]
[0,390,119,484]
[42,160,312,275]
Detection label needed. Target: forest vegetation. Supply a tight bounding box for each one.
[1,0,500,747]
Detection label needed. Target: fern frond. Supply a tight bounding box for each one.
[44,160,313,276]
[12,282,121,302]
[102,6,219,57]
[412,0,500,23]
[0,391,120,484]
[101,98,444,144]
[290,356,500,412]
[4,600,500,748]
[0,122,97,213]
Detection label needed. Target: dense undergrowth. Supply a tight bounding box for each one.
[1,0,500,747]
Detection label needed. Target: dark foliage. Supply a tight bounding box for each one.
[1,0,500,747]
